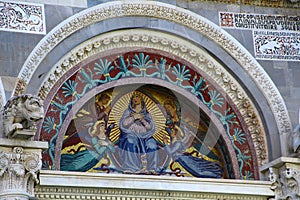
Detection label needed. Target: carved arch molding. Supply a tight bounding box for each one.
[36,29,262,180]
[10,1,291,180]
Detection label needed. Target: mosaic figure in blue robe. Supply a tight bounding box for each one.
[163,125,223,178]
[117,92,159,174]
[60,120,115,171]
[162,99,223,178]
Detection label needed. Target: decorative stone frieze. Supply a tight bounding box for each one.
[0,140,48,200]
[261,157,300,200]
[35,187,270,200]
[0,1,46,34]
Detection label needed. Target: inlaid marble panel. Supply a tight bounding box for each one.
[0,0,45,34]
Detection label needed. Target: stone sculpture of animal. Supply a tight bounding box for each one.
[1,94,44,139]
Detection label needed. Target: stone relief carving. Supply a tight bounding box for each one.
[0,1,46,34]
[1,94,44,139]
[0,147,42,198]
[37,30,268,166]
[13,2,291,153]
[269,166,300,199]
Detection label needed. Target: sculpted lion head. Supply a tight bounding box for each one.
[2,94,44,138]
[22,95,44,122]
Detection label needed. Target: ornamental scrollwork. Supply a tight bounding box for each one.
[269,166,300,199]
[0,147,42,197]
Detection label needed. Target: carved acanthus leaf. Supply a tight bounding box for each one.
[269,166,300,199]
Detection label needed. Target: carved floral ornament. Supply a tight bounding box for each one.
[0,147,42,196]
[37,29,268,168]
[269,166,300,199]
[13,2,291,148]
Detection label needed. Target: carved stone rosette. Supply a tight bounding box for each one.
[263,157,300,200]
[0,146,42,200]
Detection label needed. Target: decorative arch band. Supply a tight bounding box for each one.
[13,1,291,152]
[40,44,262,179]
[38,29,268,171]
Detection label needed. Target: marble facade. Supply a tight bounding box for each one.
[1,0,300,199]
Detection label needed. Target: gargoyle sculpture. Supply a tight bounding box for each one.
[1,94,44,139]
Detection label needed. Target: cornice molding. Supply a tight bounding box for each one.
[35,170,273,200]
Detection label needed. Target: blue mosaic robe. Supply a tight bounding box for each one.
[117,100,159,173]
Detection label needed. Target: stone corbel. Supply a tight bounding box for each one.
[261,157,300,200]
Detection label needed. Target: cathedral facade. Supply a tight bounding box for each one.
[0,0,300,199]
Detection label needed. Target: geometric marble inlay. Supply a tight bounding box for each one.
[0,0,45,34]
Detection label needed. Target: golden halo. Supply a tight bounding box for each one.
[108,91,169,144]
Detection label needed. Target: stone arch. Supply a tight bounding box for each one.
[13,1,291,178]
[36,29,267,179]
[14,1,291,150]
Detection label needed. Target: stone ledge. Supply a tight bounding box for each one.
[0,138,48,150]
[39,170,274,197]
[260,157,300,172]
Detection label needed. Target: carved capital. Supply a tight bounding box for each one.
[264,158,300,200]
[0,146,42,200]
